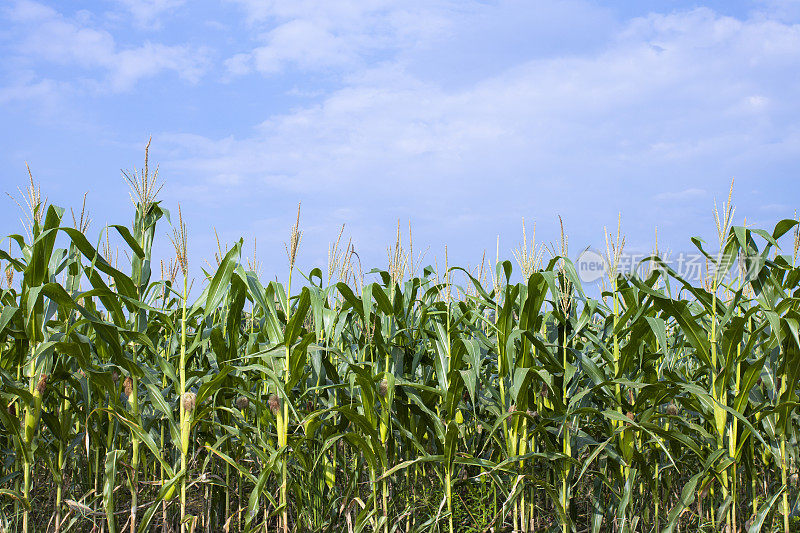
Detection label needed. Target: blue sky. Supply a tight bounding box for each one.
[1,0,799,286]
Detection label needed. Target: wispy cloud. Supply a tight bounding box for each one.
[2,0,799,278]
[224,0,452,76]
[173,7,800,199]
[114,0,186,29]
[225,19,358,75]
[156,5,800,269]
[0,72,64,105]
[4,0,208,92]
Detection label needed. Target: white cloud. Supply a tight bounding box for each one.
[6,0,54,21]
[5,0,208,91]
[114,0,186,29]
[187,8,800,182]
[228,0,410,26]
[224,0,452,76]
[754,0,800,22]
[161,6,800,265]
[250,19,356,73]
[226,17,360,77]
[112,42,207,90]
[4,1,798,271]
[0,75,63,105]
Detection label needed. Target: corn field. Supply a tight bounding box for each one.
[1,158,800,533]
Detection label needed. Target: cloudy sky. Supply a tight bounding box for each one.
[1,0,799,286]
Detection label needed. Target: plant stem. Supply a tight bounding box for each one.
[180,276,188,533]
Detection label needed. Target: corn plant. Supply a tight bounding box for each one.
[1,151,800,533]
